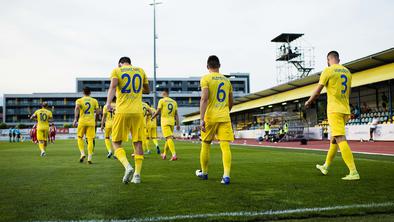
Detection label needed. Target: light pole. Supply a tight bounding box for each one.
[150,0,162,108]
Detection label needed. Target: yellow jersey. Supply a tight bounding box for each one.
[76,96,99,127]
[149,107,157,128]
[200,72,232,122]
[111,65,148,114]
[34,108,53,130]
[103,102,116,128]
[318,64,352,114]
[142,102,150,127]
[158,97,178,126]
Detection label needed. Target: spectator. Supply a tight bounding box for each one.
[369,115,379,142]
[362,102,371,113]
[8,128,13,143]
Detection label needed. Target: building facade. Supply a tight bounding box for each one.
[3,73,250,126]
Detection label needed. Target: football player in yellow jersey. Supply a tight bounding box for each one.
[151,89,180,161]
[73,87,99,164]
[30,102,53,157]
[305,51,360,180]
[101,97,116,158]
[105,57,150,184]
[195,55,234,185]
[146,102,160,154]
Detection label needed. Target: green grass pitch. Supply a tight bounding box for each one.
[0,140,393,222]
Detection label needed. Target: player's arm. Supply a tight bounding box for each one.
[106,77,118,111]
[30,112,37,120]
[229,91,234,111]
[101,111,106,130]
[73,103,80,127]
[151,107,161,120]
[305,84,324,108]
[141,70,150,94]
[200,87,209,132]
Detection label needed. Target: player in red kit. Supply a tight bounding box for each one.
[30,124,38,144]
[49,123,57,144]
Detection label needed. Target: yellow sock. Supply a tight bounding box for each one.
[134,154,144,175]
[200,142,210,174]
[220,141,232,177]
[338,141,357,173]
[153,139,158,147]
[325,143,338,167]
[114,148,130,169]
[77,138,85,156]
[87,138,94,156]
[167,138,176,156]
[38,143,45,152]
[104,139,112,153]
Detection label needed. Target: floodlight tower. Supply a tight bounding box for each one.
[271,33,315,84]
[150,0,162,108]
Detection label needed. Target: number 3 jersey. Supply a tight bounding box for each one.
[200,72,233,123]
[111,65,148,114]
[76,96,99,127]
[33,108,53,130]
[158,97,178,126]
[318,64,352,115]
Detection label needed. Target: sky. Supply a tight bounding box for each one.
[0,0,393,102]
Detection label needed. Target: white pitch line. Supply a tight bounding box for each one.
[230,142,394,157]
[37,202,394,222]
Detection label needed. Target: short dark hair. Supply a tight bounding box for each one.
[207,55,221,69]
[163,88,169,94]
[83,87,91,96]
[41,102,48,108]
[327,51,339,60]
[118,57,131,64]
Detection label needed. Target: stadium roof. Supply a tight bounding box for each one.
[271,33,304,43]
[183,47,394,122]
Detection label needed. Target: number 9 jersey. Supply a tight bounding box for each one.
[318,64,352,115]
[200,72,233,123]
[158,97,178,126]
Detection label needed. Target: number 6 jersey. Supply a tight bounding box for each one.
[76,96,98,127]
[318,64,352,115]
[200,72,233,123]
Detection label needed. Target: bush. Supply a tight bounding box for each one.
[63,123,73,128]
[0,122,8,129]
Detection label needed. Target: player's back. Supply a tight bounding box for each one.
[320,64,352,114]
[34,108,52,130]
[200,72,232,123]
[158,97,177,126]
[103,102,116,127]
[142,102,150,127]
[76,96,98,126]
[111,65,147,114]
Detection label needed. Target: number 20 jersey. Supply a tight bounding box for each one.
[318,64,352,115]
[200,72,233,123]
[111,65,148,114]
[76,96,98,127]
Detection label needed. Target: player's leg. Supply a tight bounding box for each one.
[104,127,113,158]
[112,113,134,184]
[86,126,96,164]
[316,137,338,175]
[36,130,46,156]
[151,127,160,154]
[336,135,359,180]
[163,125,176,160]
[196,122,217,180]
[131,114,144,183]
[218,122,234,184]
[162,140,168,159]
[77,126,86,162]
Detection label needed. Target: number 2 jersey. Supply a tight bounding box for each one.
[200,72,233,123]
[111,65,148,114]
[318,64,352,114]
[158,97,178,126]
[76,96,99,127]
[33,108,53,130]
